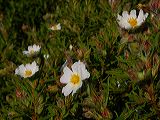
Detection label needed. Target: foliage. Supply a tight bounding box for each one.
[0,0,160,119]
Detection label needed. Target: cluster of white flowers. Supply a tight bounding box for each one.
[15,23,62,93]
[15,9,148,96]
[59,9,148,96]
[17,21,59,76]
[15,44,41,78]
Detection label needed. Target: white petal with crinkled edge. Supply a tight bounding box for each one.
[33,44,40,51]
[122,11,129,18]
[16,64,26,77]
[78,62,90,80]
[117,14,131,29]
[31,61,39,74]
[60,66,73,83]
[72,80,82,95]
[137,10,148,26]
[71,60,90,80]
[130,9,137,18]
[120,18,131,29]
[25,63,32,70]
[62,83,73,96]
[137,9,144,26]
[71,61,79,73]
[15,66,20,75]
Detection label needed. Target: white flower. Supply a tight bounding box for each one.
[117,9,148,29]
[60,60,90,96]
[43,54,49,59]
[15,61,39,78]
[23,44,41,56]
[49,23,61,30]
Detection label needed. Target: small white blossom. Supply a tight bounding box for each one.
[117,9,148,29]
[49,23,61,31]
[23,44,41,56]
[15,61,39,78]
[60,60,90,96]
[43,54,49,59]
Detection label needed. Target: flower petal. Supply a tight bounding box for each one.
[60,66,73,84]
[137,9,148,26]
[15,68,19,75]
[117,14,122,21]
[25,63,32,71]
[15,64,26,77]
[28,46,33,51]
[122,11,129,18]
[71,60,90,80]
[72,80,82,95]
[33,44,37,49]
[124,21,132,29]
[137,9,144,24]
[130,9,137,18]
[71,61,80,74]
[62,83,73,96]
[23,51,29,55]
[119,17,131,29]
[31,61,39,74]
[117,11,131,29]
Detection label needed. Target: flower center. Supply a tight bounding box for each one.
[128,18,137,28]
[70,74,80,85]
[29,50,35,54]
[24,70,32,77]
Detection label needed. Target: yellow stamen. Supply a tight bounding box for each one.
[128,17,137,28]
[70,74,80,84]
[24,70,32,77]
